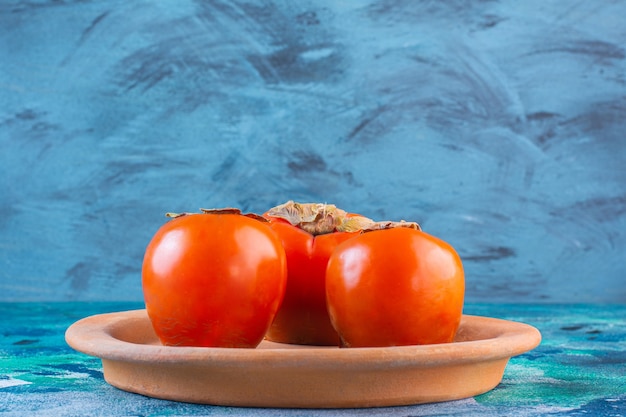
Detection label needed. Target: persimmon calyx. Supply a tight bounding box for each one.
[266,200,420,235]
[166,208,267,222]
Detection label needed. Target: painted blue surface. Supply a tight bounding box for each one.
[1,1,625,303]
[1,302,626,416]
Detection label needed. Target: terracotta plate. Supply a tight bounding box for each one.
[65,310,541,408]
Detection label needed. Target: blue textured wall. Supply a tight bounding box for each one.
[1,1,625,303]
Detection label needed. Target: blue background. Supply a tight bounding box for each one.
[1,1,625,303]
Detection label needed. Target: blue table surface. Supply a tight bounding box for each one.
[1,303,624,417]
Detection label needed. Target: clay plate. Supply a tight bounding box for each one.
[65,310,541,408]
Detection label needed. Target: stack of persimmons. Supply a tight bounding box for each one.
[141,201,465,349]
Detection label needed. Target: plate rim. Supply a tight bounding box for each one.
[65,309,542,368]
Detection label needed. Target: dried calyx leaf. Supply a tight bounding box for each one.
[359,219,421,233]
[165,208,268,222]
[267,201,349,234]
[200,207,242,215]
[266,200,420,235]
[165,212,190,218]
